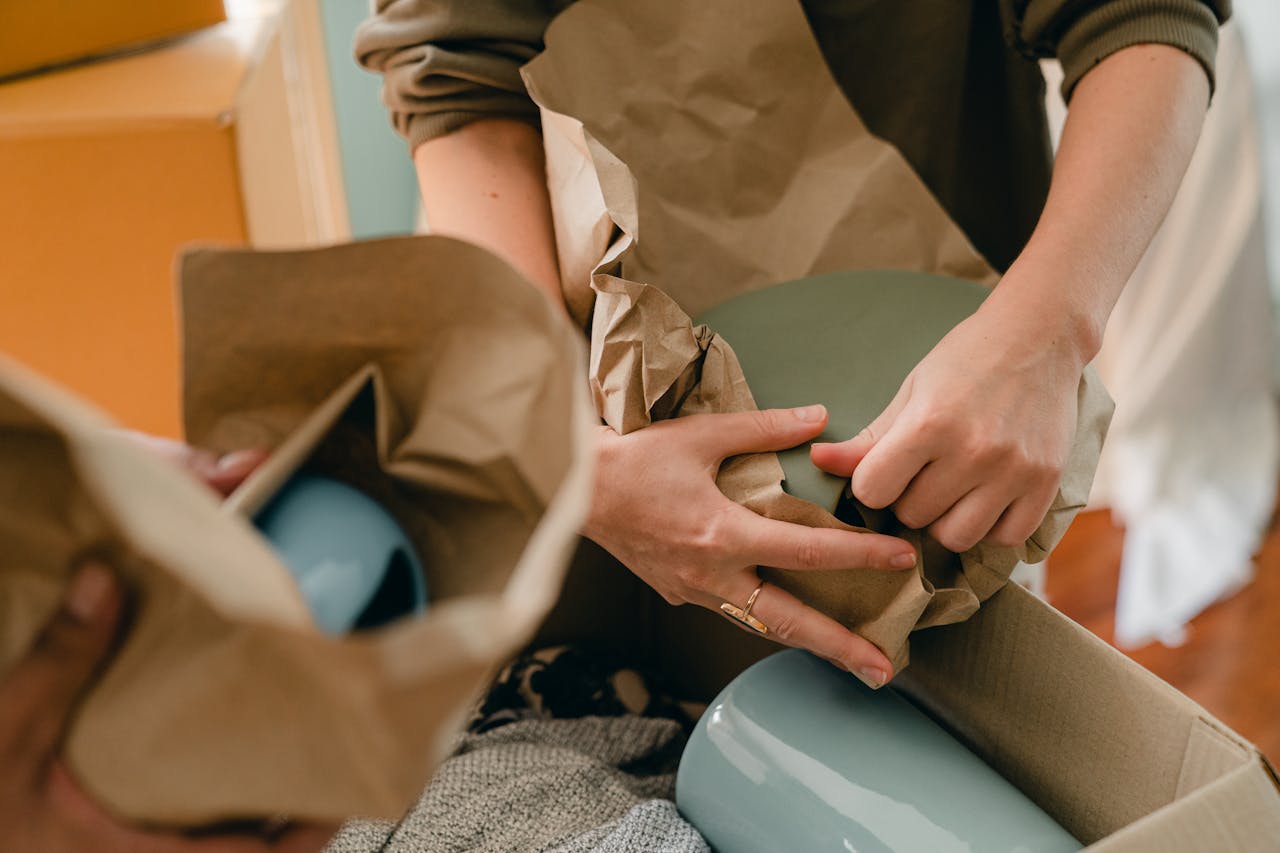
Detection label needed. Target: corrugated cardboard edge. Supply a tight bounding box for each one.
[897,583,1280,850]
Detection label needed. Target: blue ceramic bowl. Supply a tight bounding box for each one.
[254,474,427,634]
[677,650,1081,852]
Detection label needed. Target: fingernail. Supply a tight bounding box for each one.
[857,667,887,689]
[891,552,917,569]
[792,404,826,422]
[215,449,261,472]
[67,563,114,623]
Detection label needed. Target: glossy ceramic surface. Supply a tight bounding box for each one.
[255,474,427,634]
[677,650,1082,852]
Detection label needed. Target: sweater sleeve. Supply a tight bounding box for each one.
[1000,0,1230,101]
[354,0,567,152]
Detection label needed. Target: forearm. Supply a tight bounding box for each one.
[413,119,565,307]
[990,44,1210,363]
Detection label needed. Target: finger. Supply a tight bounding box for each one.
[808,437,869,478]
[849,413,937,511]
[735,579,894,688]
[927,487,1012,553]
[202,449,270,497]
[888,459,977,531]
[118,431,266,497]
[810,374,915,478]
[728,506,917,571]
[986,486,1059,549]
[0,562,123,773]
[683,405,829,461]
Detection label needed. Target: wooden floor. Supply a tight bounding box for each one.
[1046,510,1280,763]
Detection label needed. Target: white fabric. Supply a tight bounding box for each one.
[1043,24,1279,647]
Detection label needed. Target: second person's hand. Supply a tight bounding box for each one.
[582,405,918,687]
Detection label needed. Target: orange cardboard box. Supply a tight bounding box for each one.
[0,0,227,80]
[0,11,334,437]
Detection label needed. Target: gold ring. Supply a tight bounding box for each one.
[720,580,768,635]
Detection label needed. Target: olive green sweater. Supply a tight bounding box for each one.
[355,0,1227,272]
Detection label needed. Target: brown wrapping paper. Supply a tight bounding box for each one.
[0,235,593,826]
[523,0,1112,668]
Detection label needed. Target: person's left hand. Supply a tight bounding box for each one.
[809,300,1085,553]
[0,560,337,852]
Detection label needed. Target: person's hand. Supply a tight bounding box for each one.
[583,405,918,687]
[0,560,336,852]
[810,302,1083,554]
[121,432,266,497]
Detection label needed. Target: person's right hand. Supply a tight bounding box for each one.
[582,405,917,687]
[120,432,266,497]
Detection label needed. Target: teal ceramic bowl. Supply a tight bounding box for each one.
[677,650,1081,852]
[254,474,427,634]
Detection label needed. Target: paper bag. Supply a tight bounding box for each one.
[0,235,593,826]
[522,0,1112,668]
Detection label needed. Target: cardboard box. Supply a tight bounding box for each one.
[898,584,1280,850]
[0,10,343,438]
[569,570,1280,850]
[0,0,227,80]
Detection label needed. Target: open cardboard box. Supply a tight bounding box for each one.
[537,544,1280,851]
[901,584,1280,850]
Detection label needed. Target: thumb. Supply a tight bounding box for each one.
[810,375,915,477]
[0,561,123,772]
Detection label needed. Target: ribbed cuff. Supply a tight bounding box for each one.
[403,109,542,153]
[1057,0,1220,101]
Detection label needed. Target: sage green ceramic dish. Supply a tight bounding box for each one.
[694,269,990,511]
[678,271,1081,852]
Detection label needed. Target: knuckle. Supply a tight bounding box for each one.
[837,641,866,674]
[964,436,1005,465]
[894,511,921,530]
[987,528,1025,548]
[1033,459,1065,487]
[792,538,827,571]
[770,612,802,644]
[852,478,888,510]
[993,517,1038,547]
[689,507,734,556]
[904,409,942,439]
[672,562,710,591]
[894,503,928,530]
[931,524,974,554]
[753,409,787,443]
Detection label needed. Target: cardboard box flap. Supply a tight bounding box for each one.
[897,583,1280,846]
[0,18,274,136]
[1090,758,1280,852]
[0,0,226,81]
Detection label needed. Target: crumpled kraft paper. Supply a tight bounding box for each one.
[522,0,1112,668]
[0,235,593,826]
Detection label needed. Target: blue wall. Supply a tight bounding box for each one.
[317,0,419,239]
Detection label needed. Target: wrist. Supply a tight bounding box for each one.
[987,257,1108,367]
[579,424,615,542]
